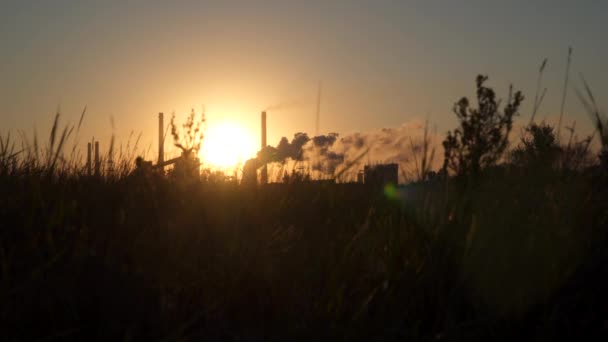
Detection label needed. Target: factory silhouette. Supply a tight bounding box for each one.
[241,110,399,185]
[125,110,402,186]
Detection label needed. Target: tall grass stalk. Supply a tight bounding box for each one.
[557,47,573,143]
[529,58,548,125]
[575,73,607,148]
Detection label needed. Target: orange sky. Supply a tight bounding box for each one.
[1,1,606,165]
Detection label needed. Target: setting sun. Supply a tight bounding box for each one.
[200,122,257,169]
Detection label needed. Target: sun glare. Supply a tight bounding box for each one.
[200,122,257,169]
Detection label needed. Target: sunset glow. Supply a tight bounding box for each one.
[200,122,257,169]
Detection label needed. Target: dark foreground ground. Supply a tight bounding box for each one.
[1,166,608,341]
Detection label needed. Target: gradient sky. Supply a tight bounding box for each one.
[1,0,606,158]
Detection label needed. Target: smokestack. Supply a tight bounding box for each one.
[261,111,267,149]
[86,142,92,176]
[158,112,164,165]
[94,141,100,176]
[261,111,268,184]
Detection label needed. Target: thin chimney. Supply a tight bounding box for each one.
[261,111,268,184]
[86,142,92,176]
[94,141,100,176]
[158,112,164,165]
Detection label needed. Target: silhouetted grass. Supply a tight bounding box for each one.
[1,88,608,341]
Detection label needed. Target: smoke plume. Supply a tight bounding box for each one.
[264,100,304,112]
[263,119,442,182]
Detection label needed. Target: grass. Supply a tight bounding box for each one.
[1,87,608,340]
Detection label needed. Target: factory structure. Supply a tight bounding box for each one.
[260,111,268,184]
[84,101,402,187]
[132,109,400,186]
[244,110,400,186]
[142,79,401,186]
[241,111,270,186]
[357,163,399,186]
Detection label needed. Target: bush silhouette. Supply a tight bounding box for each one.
[170,108,206,155]
[443,75,524,177]
[511,123,561,170]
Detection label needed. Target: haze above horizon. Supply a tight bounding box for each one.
[1,0,606,159]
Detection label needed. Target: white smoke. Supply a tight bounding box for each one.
[303,119,442,183]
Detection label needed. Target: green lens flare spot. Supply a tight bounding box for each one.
[384,183,398,199]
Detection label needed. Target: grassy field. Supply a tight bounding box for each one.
[2,80,608,341]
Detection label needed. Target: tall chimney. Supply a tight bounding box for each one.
[86,142,92,176]
[94,141,100,176]
[261,111,268,184]
[158,112,164,165]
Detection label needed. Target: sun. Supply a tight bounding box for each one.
[200,122,257,169]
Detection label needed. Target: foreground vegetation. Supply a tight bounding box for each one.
[1,75,608,341]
